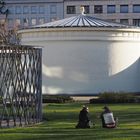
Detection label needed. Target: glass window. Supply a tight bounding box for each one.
[8,18,13,25]
[15,19,21,27]
[31,18,37,25]
[83,5,90,14]
[51,17,57,22]
[94,5,103,14]
[31,6,37,14]
[120,5,128,13]
[16,19,21,25]
[39,17,45,24]
[107,19,116,22]
[107,5,116,13]
[67,6,76,14]
[8,6,14,14]
[23,18,29,26]
[39,6,45,14]
[133,19,140,26]
[120,19,128,25]
[15,6,21,14]
[0,19,5,24]
[50,5,56,14]
[23,6,29,14]
[133,5,140,13]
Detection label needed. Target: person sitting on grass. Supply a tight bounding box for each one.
[100,106,117,128]
[76,105,91,128]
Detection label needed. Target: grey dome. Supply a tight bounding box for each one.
[34,14,130,28]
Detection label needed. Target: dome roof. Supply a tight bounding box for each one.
[34,14,131,29]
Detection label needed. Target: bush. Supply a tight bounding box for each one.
[0,96,2,104]
[42,95,74,103]
[90,92,139,104]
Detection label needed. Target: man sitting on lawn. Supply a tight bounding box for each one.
[76,105,91,128]
[100,106,117,128]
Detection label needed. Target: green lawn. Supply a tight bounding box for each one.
[0,103,140,140]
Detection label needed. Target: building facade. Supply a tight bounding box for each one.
[64,0,140,26]
[0,0,140,28]
[0,0,64,28]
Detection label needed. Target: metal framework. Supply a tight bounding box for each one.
[0,45,42,127]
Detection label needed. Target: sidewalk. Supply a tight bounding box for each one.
[71,96,98,102]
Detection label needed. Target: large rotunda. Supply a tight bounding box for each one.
[18,13,140,95]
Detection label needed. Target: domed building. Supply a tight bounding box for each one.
[18,12,140,95]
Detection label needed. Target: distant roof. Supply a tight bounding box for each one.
[34,14,131,29]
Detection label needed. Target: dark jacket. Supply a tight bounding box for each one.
[76,108,90,128]
[79,109,89,123]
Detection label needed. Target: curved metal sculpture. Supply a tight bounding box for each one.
[0,45,42,127]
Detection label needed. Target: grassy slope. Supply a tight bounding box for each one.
[0,103,140,140]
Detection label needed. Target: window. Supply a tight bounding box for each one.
[120,5,128,13]
[23,18,29,26]
[83,5,90,14]
[94,5,103,14]
[107,19,116,22]
[67,6,76,14]
[120,19,128,25]
[31,6,37,14]
[8,18,13,25]
[15,19,21,27]
[133,19,140,26]
[50,5,56,14]
[107,5,116,13]
[39,17,45,24]
[15,19,21,25]
[8,6,14,14]
[15,6,21,14]
[31,18,37,25]
[39,6,45,14]
[23,6,29,14]
[133,5,140,13]
[0,19,5,24]
[51,17,57,22]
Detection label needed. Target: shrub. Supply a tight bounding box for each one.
[90,92,139,104]
[42,95,74,103]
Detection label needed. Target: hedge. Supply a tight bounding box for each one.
[90,92,140,104]
[42,95,74,103]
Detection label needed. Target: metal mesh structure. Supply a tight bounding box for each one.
[0,45,42,128]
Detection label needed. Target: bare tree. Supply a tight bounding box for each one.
[0,22,20,45]
[0,0,20,45]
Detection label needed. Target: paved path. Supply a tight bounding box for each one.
[71,96,98,102]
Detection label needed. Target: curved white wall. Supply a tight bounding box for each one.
[19,28,140,94]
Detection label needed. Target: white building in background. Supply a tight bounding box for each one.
[0,0,64,28]
[1,0,140,28]
[64,0,140,26]
[19,13,140,95]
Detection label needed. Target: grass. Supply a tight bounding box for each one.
[0,103,140,140]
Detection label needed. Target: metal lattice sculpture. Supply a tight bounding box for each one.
[0,45,42,127]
